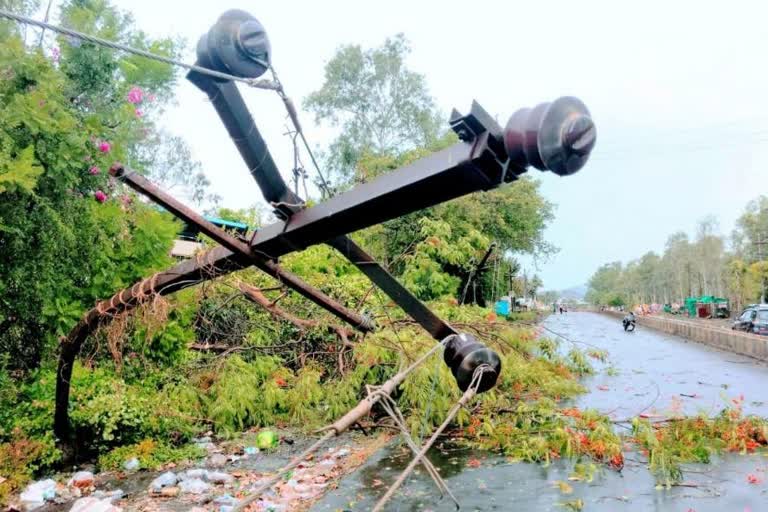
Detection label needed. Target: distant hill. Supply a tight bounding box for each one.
[559,284,587,301]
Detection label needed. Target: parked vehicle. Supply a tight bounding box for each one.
[622,312,636,332]
[731,305,768,335]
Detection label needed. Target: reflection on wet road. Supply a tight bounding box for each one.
[313,312,768,511]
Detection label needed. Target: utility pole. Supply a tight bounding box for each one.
[755,233,768,304]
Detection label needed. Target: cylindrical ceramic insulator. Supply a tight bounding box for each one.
[443,333,502,393]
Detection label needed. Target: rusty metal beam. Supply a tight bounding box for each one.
[326,236,457,341]
[109,164,372,332]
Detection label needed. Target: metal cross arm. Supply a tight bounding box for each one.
[107,164,374,332]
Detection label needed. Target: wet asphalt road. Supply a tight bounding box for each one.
[313,312,768,511]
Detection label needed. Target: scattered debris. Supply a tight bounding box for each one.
[69,496,122,512]
[149,471,178,492]
[69,471,95,489]
[179,478,211,494]
[256,430,279,450]
[122,458,140,471]
[20,479,57,510]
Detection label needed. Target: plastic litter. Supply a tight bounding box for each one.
[256,430,278,450]
[20,479,57,510]
[183,468,208,480]
[335,448,351,458]
[214,494,236,505]
[122,458,140,471]
[91,490,124,502]
[69,497,122,512]
[70,471,95,488]
[192,436,212,444]
[243,446,259,456]
[149,471,178,492]
[208,453,228,467]
[259,499,286,512]
[178,478,211,494]
[206,471,234,484]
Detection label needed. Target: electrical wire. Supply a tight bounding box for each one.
[269,67,333,198]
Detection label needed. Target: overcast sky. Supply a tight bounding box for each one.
[94,0,768,290]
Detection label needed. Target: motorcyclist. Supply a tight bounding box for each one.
[622,311,636,331]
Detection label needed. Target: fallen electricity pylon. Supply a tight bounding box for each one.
[51,8,597,508]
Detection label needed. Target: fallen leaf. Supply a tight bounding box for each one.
[559,498,584,511]
[747,474,762,484]
[466,458,482,468]
[552,480,573,494]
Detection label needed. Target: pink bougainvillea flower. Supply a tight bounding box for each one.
[134,108,143,118]
[94,190,107,203]
[88,166,101,175]
[98,141,111,153]
[127,86,144,104]
[747,474,761,484]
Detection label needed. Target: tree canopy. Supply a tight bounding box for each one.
[0,0,205,369]
[586,198,768,312]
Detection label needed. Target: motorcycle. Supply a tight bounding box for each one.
[622,315,636,332]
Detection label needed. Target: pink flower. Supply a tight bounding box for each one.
[147,93,156,102]
[50,47,60,64]
[89,166,101,175]
[747,474,761,484]
[127,86,144,104]
[94,190,107,203]
[98,141,111,153]
[134,108,143,118]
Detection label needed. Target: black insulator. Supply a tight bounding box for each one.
[195,10,271,79]
[443,333,501,393]
[503,96,596,176]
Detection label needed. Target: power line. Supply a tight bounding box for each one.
[0,8,281,90]
[1,8,335,200]
[270,67,333,198]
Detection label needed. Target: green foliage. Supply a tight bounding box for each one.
[631,404,768,487]
[204,355,285,435]
[0,434,61,505]
[98,438,204,471]
[0,0,186,370]
[304,34,441,184]
[586,203,768,309]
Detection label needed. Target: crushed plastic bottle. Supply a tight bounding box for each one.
[178,478,211,494]
[69,471,95,489]
[122,457,140,471]
[183,468,208,480]
[149,471,178,492]
[69,497,122,512]
[91,489,124,502]
[206,471,233,484]
[20,479,57,510]
[214,494,236,505]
